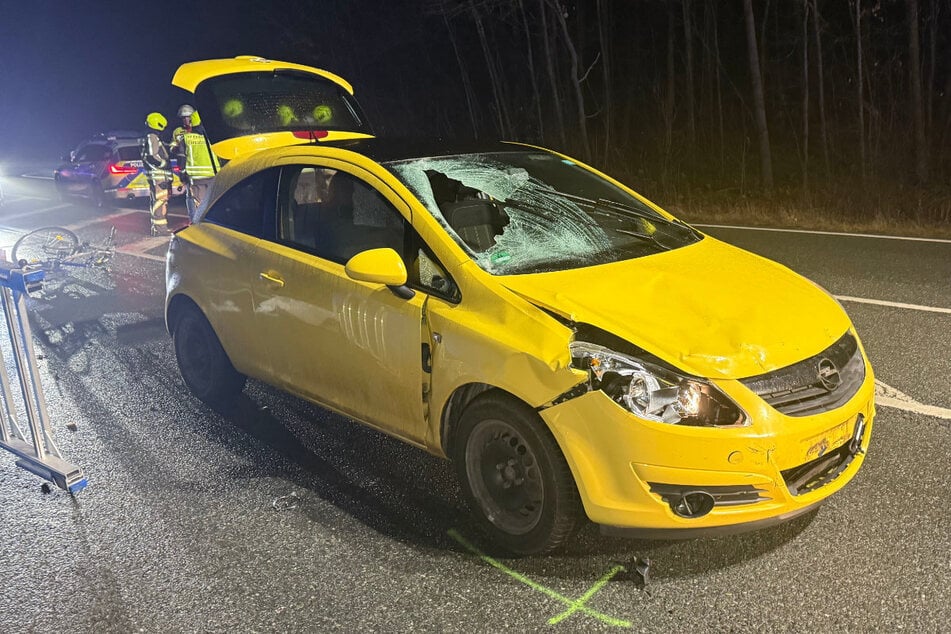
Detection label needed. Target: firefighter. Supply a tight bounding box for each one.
[142,112,173,236]
[170,104,220,220]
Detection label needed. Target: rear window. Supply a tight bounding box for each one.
[194,71,370,144]
[75,144,110,162]
[116,146,141,161]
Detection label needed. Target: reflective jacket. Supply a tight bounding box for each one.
[171,127,220,179]
[141,133,172,180]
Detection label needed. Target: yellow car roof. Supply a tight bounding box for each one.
[172,55,354,94]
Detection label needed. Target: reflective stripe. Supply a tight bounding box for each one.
[180,131,220,177]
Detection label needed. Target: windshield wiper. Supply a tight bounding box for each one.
[613,228,671,251]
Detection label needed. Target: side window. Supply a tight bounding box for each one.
[204,168,278,238]
[116,146,141,161]
[278,167,404,264]
[279,166,335,250]
[276,165,460,301]
[76,144,109,162]
[411,246,460,302]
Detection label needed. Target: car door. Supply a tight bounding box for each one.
[251,162,429,444]
[189,167,280,379]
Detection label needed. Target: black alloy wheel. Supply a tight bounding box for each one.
[453,391,582,555]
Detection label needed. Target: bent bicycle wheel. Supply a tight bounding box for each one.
[12,227,79,269]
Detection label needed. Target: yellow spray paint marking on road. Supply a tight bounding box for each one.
[447,529,632,628]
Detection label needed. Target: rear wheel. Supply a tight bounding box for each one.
[88,179,107,208]
[54,178,71,202]
[12,227,79,269]
[173,304,246,406]
[453,391,583,555]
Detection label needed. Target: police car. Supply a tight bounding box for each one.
[54,131,184,206]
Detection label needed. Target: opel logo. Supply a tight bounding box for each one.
[817,358,841,391]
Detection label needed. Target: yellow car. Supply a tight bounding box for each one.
[166,58,874,555]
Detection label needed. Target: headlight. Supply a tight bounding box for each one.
[569,341,747,427]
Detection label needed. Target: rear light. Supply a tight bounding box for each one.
[108,163,138,174]
[292,130,329,140]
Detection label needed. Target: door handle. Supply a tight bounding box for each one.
[259,272,285,288]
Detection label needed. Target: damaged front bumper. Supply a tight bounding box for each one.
[538,365,875,537]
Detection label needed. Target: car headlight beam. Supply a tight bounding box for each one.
[570,341,747,427]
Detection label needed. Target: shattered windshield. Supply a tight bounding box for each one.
[386,151,702,275]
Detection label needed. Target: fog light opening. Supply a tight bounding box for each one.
[671,491,716,518]
[849,414,866,455]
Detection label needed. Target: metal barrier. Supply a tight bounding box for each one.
[0,260,87,493]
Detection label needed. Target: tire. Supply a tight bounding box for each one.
[173,304,246,406]
[453,391,583,555]
[88,179,107,209]
[54,178,70,202]
[12,227,79,269]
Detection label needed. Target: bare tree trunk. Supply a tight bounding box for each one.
[518,0,545,142]
[539,0,567,148]
[469,1,510,138]
[664,0,676,183]
[907,0,928,181]
[744,0,774,189]
[683,0,696,145]
[926,0,938,136]
[597,0,612,164]
[551,0,592,162]
[711,0,725,175]
[801,0,810,191]
[852,0,867,180]
[811,0,831,179]
[758,0,771,86]
[443,12,479,138]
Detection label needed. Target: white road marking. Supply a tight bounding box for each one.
[695,223,951,244]
[0,202,72,221]
[835,295,951,315]
[116,236,169,262]
[0,194,51,202]
[875,380,951,420]
[20,174,54,181]
[63,208,145,232]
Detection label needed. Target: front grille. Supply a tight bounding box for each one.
[648,483,769,507]
[740,332,866,417]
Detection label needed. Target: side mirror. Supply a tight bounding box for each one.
[345,248,415,299]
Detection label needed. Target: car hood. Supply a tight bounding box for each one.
[172,56,373,161]
[498,236,851,380]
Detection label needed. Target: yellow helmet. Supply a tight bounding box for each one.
[222,98,244,119]
[145,112,167,131]
[277,105,298,126]
[190,111,202,127]
[312,104,333,124]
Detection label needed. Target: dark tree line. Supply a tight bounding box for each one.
[265,0,951,221]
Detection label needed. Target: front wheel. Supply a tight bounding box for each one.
[173,304,246,406]
[453,391,583,555]
[12,227,79,269]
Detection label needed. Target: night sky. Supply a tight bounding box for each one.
[0,2,317,158]
[2,0,948,213]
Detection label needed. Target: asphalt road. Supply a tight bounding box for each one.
[0,169,949,633]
